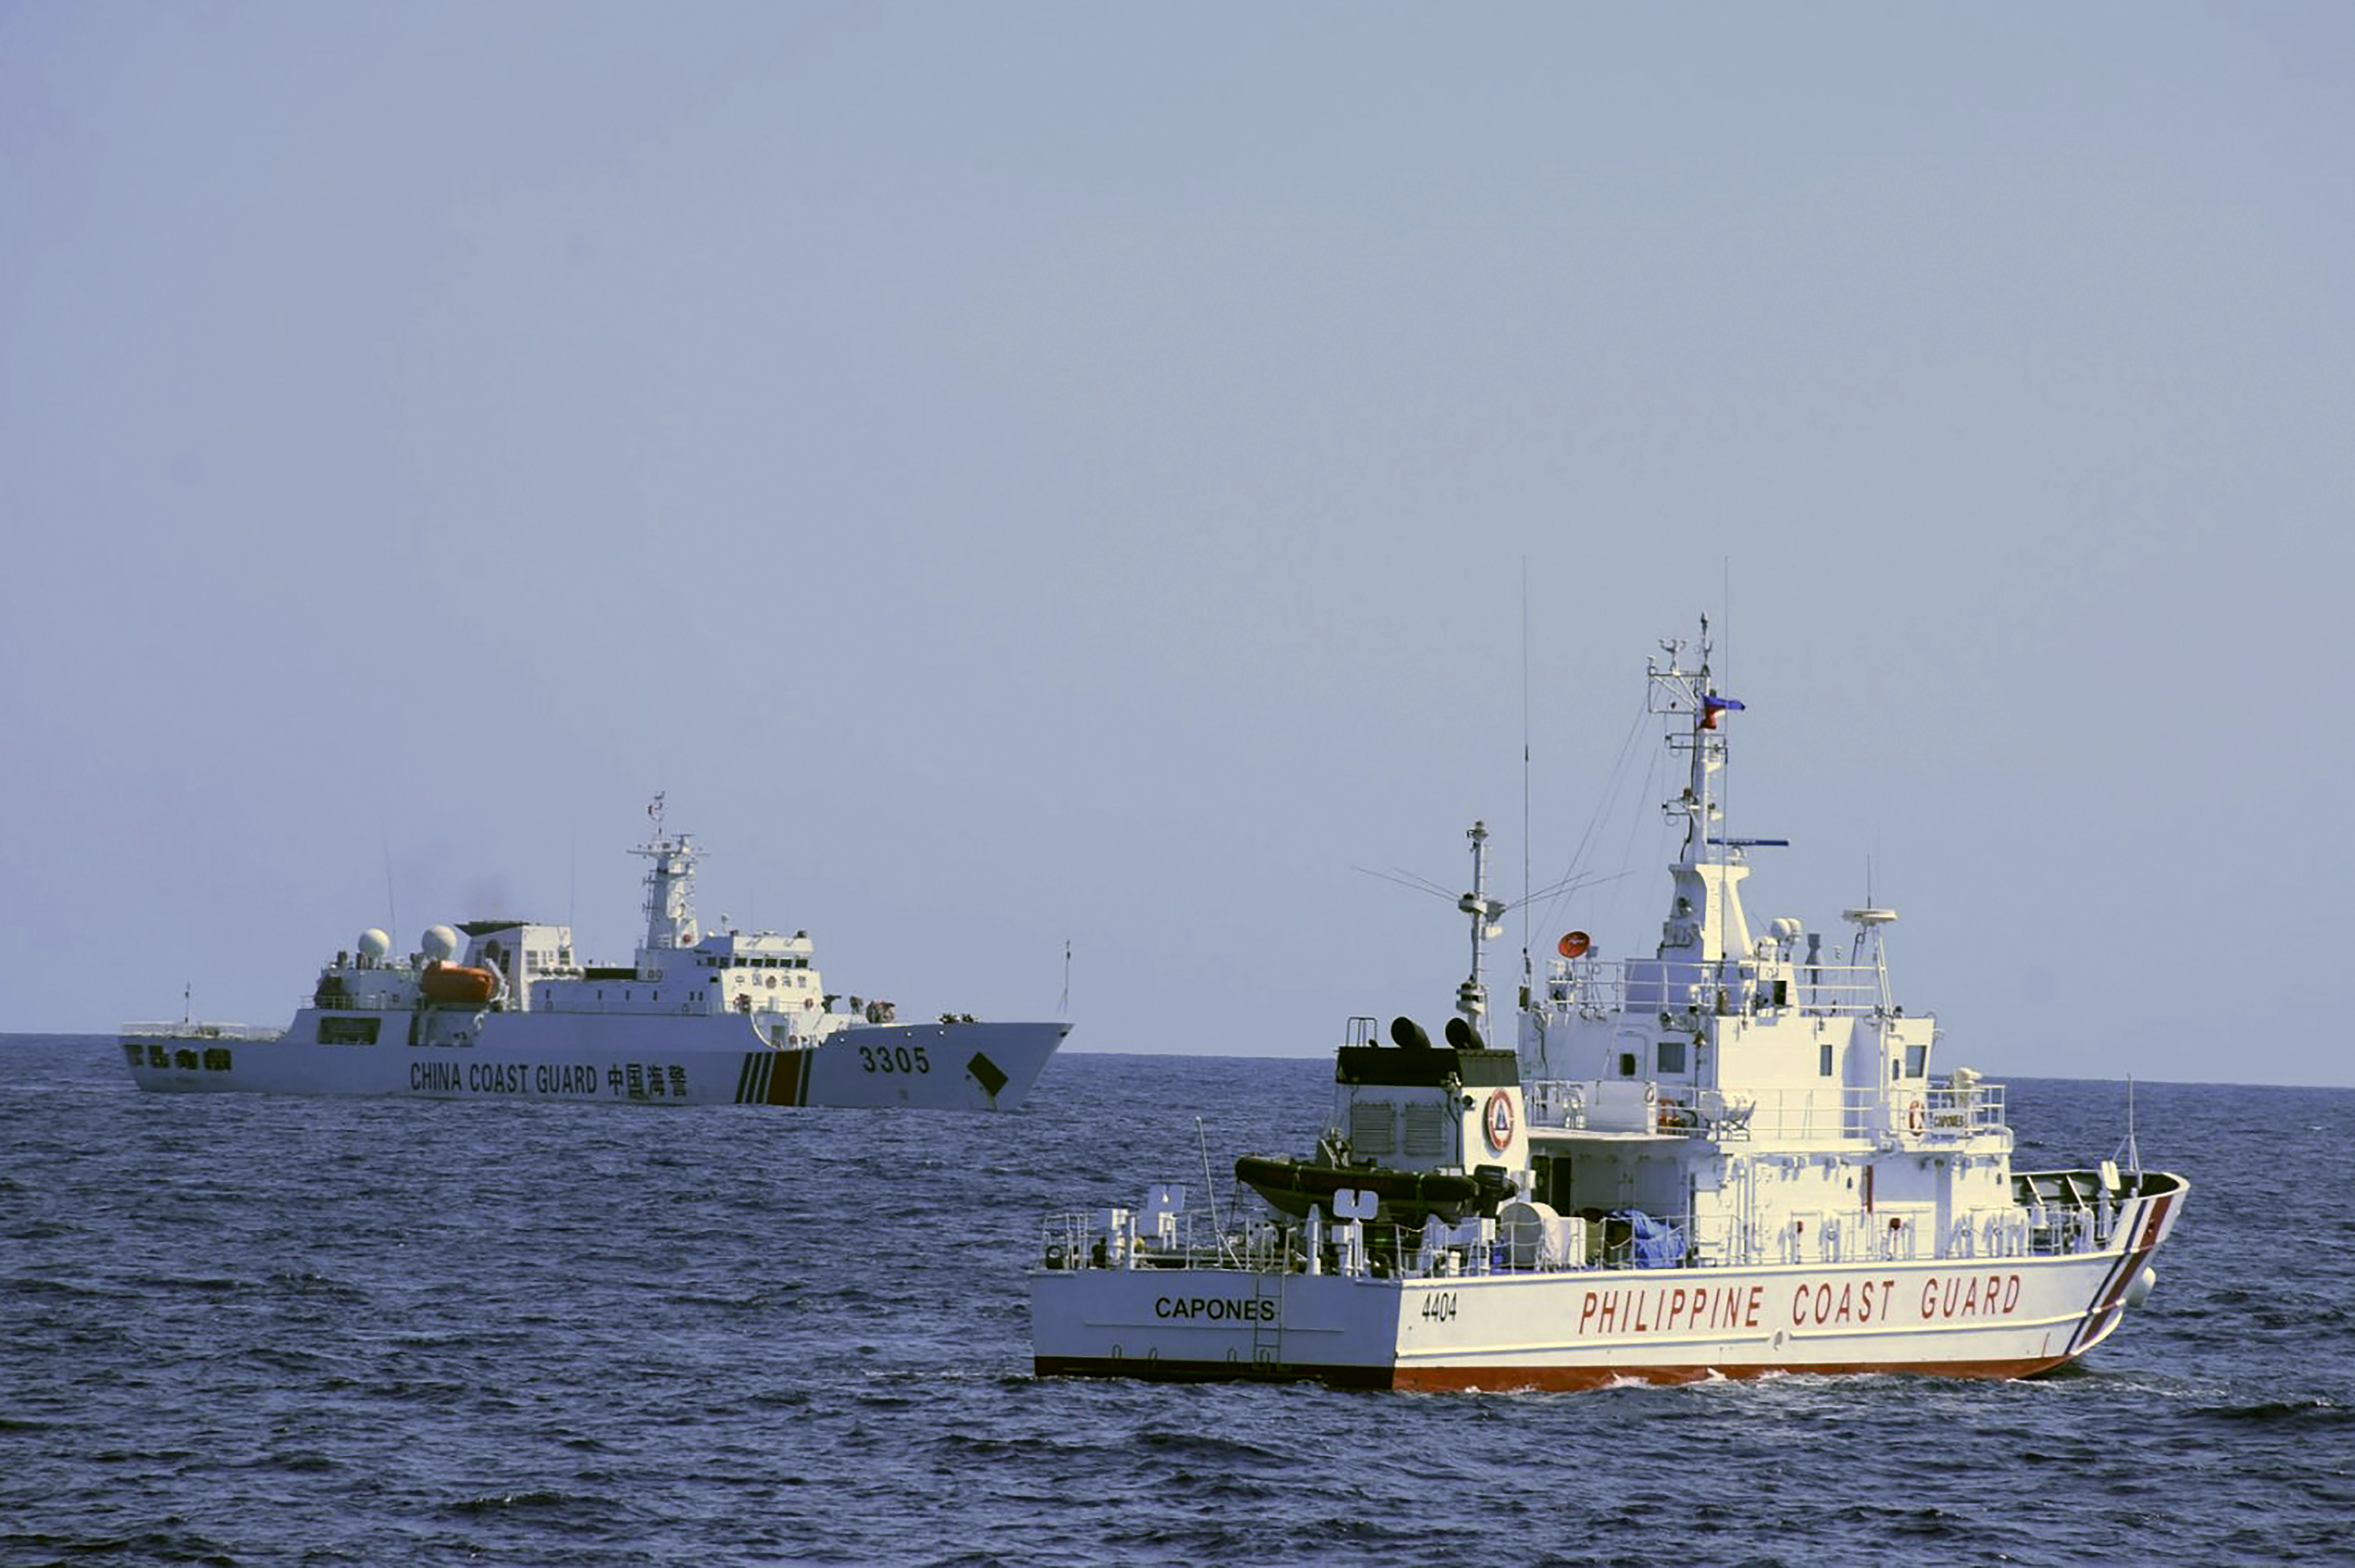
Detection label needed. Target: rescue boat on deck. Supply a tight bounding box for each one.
[1031,622,2185,1388]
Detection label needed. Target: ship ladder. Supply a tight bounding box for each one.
[1249,1273,1283,1373]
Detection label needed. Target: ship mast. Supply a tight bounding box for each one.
[634,793,701,955]
[1457,821,1505,1029]
[1653,617,1753,966]
[1672,616,1736,867]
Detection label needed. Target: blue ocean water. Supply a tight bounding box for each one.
[5,1034,2350,1567]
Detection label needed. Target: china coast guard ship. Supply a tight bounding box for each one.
[1032,625,2185,1388]
[122,799,1070,1111]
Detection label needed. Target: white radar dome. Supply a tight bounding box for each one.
[422,924,462,961]
[357,929,392,961]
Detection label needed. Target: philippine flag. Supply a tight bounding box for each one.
[1699,693,1745,729]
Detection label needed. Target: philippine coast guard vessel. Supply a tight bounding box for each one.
[122,799,1070,1111]
[1033,625,2185,1388]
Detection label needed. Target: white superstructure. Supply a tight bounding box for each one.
[1032,623,2184,1388]
[124,798,1069,1111]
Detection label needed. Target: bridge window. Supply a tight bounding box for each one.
[1657,1040,1687,1074]
[1819,1043,1834,1077]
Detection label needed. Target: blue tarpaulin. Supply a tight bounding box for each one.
[1614,1209,1685,1269]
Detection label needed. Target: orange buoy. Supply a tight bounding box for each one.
[1557,931,1591,959]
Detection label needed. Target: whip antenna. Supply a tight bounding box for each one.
[1197,1116,1238,1265]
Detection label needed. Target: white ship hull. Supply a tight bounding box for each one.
[123,1015,1068,1112]
[1033,1175,2185,1389]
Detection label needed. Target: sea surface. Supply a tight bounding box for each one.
[5,1035,2350,1567]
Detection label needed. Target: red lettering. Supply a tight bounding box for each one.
[1911,1273,2026,1321]
[1745,1285,1764,1328]
[1578,1291,1600,1334]
[1668,1287,1689,1329]
[1880,1278,1895,1323]
[1633,1291,1653,1333]
[1792,1284,1813,1325]
[1834,1282,1855,1324]
[1814,1282,1833,1323]
[1599,1291,1619,1333]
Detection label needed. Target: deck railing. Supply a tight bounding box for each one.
[1535,956,1893,1020]
[1523,1077,2007,1145]
[120,1021,283,1042]
[1039,1177,2116,1282]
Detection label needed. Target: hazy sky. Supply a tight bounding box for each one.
[5,5,2348,1087]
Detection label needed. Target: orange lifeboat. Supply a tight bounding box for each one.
[420,960,499,1005]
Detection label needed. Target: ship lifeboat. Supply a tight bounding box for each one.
[420,960,500,1006]
[1234,1155,1507,1224]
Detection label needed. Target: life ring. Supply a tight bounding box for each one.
[1906,1099,1926,1135]
[1483,1089,1515,1153]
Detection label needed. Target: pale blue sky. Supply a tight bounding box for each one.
[4,5,2348,1086]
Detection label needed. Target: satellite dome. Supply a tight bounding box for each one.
[357,929,392,961]
[422,924,462,961]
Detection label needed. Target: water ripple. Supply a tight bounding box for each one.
[6,1040,2351,1567]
